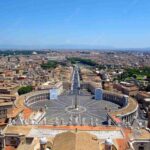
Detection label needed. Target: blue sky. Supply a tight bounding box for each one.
[0,0,150,49]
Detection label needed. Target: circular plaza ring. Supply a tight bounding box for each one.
[65,105,86,115]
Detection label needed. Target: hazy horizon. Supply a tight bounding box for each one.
[0,44,150,50]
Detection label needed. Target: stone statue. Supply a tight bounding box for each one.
[12,119,16,125]
[75,116,79,125]
[82,118,86,125]
[43,117,47,125]
[95,118,99,126]
[90,118,94,126]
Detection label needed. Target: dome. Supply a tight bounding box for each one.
[40,137,47,144]
[105,137,113,145]
[32,51,37,55]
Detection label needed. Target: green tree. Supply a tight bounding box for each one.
[67,57,97,66]
[41,60,58,69]
[18,86,33,95]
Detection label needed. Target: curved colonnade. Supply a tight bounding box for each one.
[24,90,49,107]
[103,91,138,124]
[82,82,138,124]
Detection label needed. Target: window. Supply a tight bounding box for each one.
[139,146,144,150]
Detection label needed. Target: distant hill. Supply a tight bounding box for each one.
[0,44,150,51]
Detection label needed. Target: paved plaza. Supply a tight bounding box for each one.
[29,90,120,125]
